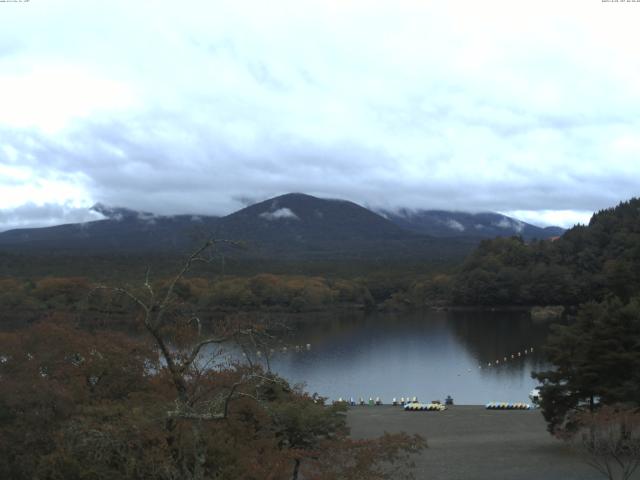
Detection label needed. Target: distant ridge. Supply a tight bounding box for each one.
[0,206,219,252]
[379,209,565,240]
[0,193,563,261]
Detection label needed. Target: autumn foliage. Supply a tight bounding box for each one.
[0,236,423,480]
[0,319,424,479]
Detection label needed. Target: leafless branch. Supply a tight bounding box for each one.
[180,335,234,373]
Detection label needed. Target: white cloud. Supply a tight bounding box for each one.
[445,219,465,232]
[259,208,299,221]
[493,217,524,233]
[0,64,135,134]
[0,0,639,230]
[502,210,593,229]
[0,203,104,232]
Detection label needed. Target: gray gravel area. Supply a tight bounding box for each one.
[347,405,632,480]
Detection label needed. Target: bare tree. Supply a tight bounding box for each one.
[93,239,281,479]
[90,239,425,480]
[570,406,640,480]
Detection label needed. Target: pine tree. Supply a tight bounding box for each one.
[533,296,640,434]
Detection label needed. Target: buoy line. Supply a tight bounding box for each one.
[477,346,535,371]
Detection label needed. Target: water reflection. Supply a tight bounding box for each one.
[262,310,553,405]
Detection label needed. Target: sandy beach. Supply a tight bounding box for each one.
[347,405,621,480]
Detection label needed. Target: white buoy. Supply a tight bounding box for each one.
[306,343,311,350]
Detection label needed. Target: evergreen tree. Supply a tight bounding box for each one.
[533,296,640,434]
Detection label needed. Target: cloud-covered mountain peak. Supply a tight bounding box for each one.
[378,208,563,240]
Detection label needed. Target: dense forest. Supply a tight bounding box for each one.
[2,198,640,322]
[453,198,640,306]
[389,198,640,309]
[0,274,374,318]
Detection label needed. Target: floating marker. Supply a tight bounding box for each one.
[306,343,311,350]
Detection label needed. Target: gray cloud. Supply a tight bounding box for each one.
[0,203,104,231]
[1,0,639,231]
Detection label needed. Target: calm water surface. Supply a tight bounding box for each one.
[260,309,552,405]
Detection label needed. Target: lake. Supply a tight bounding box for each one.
[252,309,553,405]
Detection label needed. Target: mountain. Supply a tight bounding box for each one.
[211,193,479,261]
[0,204,219,252]
[0,194,477,263]
[215,193,407,255]
[0,193,563,264]
[379,209,565,240]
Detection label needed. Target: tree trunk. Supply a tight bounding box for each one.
[291,458,301,480]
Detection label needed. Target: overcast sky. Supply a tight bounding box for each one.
[1,0,639,232]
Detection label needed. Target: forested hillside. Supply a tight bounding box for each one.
[449,198,640,306]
